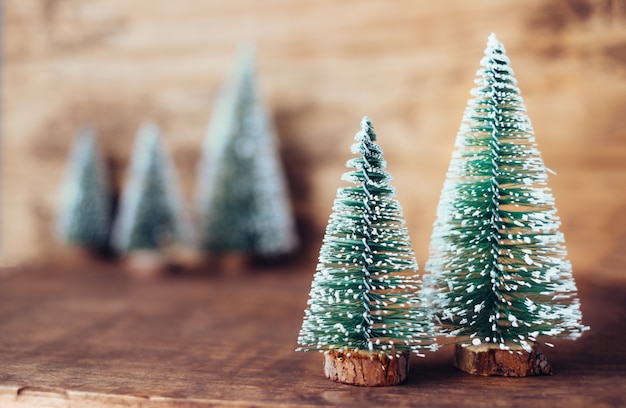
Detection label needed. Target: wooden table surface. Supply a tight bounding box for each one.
[0,260,624,407]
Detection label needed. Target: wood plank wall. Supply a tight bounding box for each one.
[3,0,626,280]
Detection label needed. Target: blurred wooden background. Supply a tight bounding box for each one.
[3,0,626,281]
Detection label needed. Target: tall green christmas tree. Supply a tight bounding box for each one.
[57,127,111,251]
[424,34,587,375]
[111,123,191,255]
[196,47,298,259]
[297,117,436,386]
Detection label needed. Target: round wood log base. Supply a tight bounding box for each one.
[213,253,251,275]
[323,350,410,386]
[124,251,168,280]
[454,342,552,377]
[60,245,101,264]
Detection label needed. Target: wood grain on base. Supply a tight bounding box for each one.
[323,350,410,386]
[123,251,168,280]
[454,342,552,377]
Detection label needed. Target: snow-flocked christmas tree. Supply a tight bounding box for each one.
[423,34,587,376]
[196,47,298,260]
[111,123,192,256]
[297,117,436,386]
[57,127,112,251]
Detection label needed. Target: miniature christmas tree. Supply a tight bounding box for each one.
[111,122,192,275]
[57,127,112,252]
[297,117,436,386]
[196,47,298,264]
[423,33,587,376]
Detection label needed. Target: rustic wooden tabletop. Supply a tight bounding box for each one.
[0,259,624,407]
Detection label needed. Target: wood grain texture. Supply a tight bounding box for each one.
[3,0,626,281]
[323,350,410,386]
[0,260,624,407]
[454,342,553,377]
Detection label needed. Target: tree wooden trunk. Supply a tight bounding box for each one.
[209,252,252,275]
[60,245,104,263]
[323,350,410,386]
[454,341,552,377]
[124,250,168,279]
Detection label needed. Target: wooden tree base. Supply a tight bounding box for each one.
[59,245,103,264]
[163,246,205,271]
[454,342,552,377]
[208,253,252,275]
[323,350,410,386]
[124,251,168,280]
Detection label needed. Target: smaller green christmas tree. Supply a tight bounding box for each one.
[57,127,111,251]
[423,34,588,376]
[111,123,192,257]
[297,117,436,386]
[196,47,298,261]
